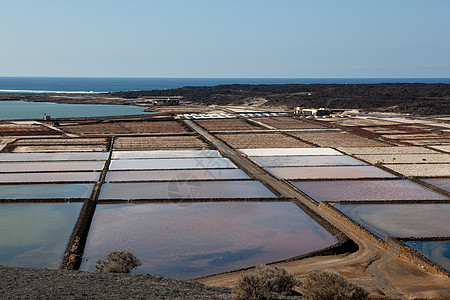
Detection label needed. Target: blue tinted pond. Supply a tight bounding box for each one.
[81,202,338,279]
[422,178,450,193]
[0,203,82,268]
[0,100,151,120]
[0,183,94,200]
[291,180,447,202]
[99,181,276,200]
[105,169,250,182]
[335,204,450,239]
[404,240,450,272]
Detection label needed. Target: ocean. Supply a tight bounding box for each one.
[0,77,449,94]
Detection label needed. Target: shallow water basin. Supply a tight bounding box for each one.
[109,158,236,171]
[99,181,276,200]
[251,155,366,167]
[239,148,342,157]
[0,183,94,200]
[0,172,101,183]
[81,202,338,279]
[112,150,222,160]
[105,169,250,182]
[290,180,447,202]
[0,161,105,173]
[0,152,108,162]
[266,166,396,180]
[335,204,450,239]
[0,203,82,268]
[422,178,450,193]
[404,240,450,272]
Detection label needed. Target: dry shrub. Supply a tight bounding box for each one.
[233,264,297,300]
[301,271,369,300]
[95,249,141,273]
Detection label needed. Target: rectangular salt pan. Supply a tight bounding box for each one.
[266,166,396,180]
[112,150,222,160]
[0,172,101,183]
[99,181,277,200]
[0,161,105,173]
[422,178,450,193]
[109,158,237,171]
[0,152,108,162]
[81,202,337,279]
[106,169,250,182]
[404,241,450,272]
[0,184,94,199]
[336,204,450,239]
[251,155,366,167]
[240,148,342,156]
[291,180,448,202]
[0,203,83,268]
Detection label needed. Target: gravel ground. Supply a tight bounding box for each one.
[0,266,231,299]
[337,146,438,155]
[355,153,450,164]
[383,163,450,177]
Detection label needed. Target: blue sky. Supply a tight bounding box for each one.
[0,0,449,78]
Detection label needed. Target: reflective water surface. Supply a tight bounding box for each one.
[81,202,338,279]
[0,172,101,183]
[266,166,396,179]
[112,150,222,160]
[404,240,450,272]
[240,148,342,157]
[0,203,82,268]
[0,184,94,199]
[99,181,276,200]
[422,178,450,193]
[0,161,105,172]
[291,180,447,202]
[105,169,250,182]
[336,204,450,239]
[109,158,236,170]
[0,152,108,162]
[251,156,366,167]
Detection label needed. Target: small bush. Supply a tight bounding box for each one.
[301,271,369,300]
[95,249,141,273]
[233,264,297,300]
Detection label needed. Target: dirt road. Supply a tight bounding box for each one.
[184,119,450,299]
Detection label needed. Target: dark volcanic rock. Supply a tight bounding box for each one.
[0,266,231,299]
[110,83,450,115]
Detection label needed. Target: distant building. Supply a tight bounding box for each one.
[295,107,331,116]
[151,97,181,106]
[43,114,51,121]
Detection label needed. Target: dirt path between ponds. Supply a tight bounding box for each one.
[184,119,450,299]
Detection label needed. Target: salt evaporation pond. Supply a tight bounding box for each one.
[106,169,250,182]
[109,158,236,171]
[291,180,448,202]
[112,150,222,160]
[0,152,108,162]
[335,204,450,239]
[239,148,343,156]
[250,155,366,168]
[81,202,338,279]
[0,100,151,120]
[0,183,93,200]
[99,181,276,200]
[0,202,82,268]
[0,172,101,183]
[404,240,450,272]
[422,178,450,193]
[266,165,396,180]
[0,161,105,172]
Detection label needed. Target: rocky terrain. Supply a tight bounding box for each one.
[110,83,450,115]
[0,266,231,299]
[1,83,449,115]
